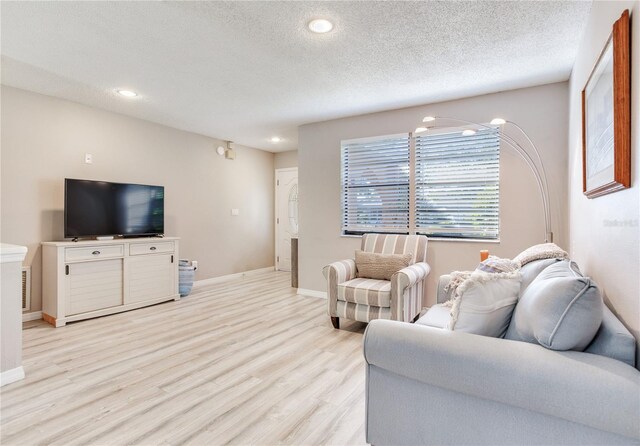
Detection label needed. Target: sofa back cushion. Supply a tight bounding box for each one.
[505,260,603,351]
[519,258,563,295]
[361,234,428,264]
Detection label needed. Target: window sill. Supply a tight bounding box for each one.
[340,234,500,244]
[428,237,500,244]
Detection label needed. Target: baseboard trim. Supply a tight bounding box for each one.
[22,311,42,322]
[296,288,327,299]
[0,366,25,387]
[194,266,275,287]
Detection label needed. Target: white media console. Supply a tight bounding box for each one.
[42,237,180,327]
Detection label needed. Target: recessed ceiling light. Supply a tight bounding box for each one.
[271,137,282,143]
[422,116,436,122]
[308,19,333,34]
[490,118,506,125]
[462,129,477,136]
[116,89,137,97]
[415,127,428,134]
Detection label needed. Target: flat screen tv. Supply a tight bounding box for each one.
[65,179,164,239]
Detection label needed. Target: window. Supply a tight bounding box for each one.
[415,128,500,239]
[341,127,500,240]
[341,135,410,235]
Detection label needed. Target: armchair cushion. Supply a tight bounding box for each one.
[355,250,412,280]
[338,278,391,307]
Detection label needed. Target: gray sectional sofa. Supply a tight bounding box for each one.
[363,258,640,445]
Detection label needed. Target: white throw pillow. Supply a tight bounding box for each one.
[447,271,521,338]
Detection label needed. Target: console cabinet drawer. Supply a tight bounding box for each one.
[65,244,124,262]
[129,241,174,256]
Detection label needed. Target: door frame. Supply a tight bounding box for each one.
[274,167,298,271]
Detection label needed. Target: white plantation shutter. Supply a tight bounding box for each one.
[341,135,410,234]
[415,128,500,239]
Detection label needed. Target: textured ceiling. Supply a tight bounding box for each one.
[1,1,591,152]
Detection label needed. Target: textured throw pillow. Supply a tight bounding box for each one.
[355,251,412,281]
[513,243,568,267]
[446,267,522,338]
[505,260,603,351]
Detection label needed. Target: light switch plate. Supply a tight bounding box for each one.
[231,208,240,216]
[84,153,93,164]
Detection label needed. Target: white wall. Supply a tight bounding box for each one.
[298,82,569,304]
[274,150,298,169]
[1,86,275,314]
[568,1,640,366]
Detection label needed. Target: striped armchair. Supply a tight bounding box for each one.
[323,234,430,329]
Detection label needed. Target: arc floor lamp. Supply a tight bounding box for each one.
[416,116,553,243]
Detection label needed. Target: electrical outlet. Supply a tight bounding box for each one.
[84,153,93,164]
[231,208,240,216]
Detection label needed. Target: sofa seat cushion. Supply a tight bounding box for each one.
[416,304,450,329]
[338,278,391,307]
[506,260,603,351]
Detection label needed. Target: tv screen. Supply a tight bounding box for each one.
[65,179,164,238]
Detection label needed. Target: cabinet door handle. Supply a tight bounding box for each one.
[150,246,157,251]
[92,250,100,255]
[65,265,70,275]
[171,255,174,263]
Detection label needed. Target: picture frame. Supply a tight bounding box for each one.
[582,9,631,199]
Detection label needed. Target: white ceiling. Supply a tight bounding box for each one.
[1,1,591,152]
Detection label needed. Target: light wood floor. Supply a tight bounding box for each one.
[0,271,368,446]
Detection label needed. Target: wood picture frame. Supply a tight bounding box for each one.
[582,9,631,198]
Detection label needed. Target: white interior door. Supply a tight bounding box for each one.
[276,168,298,272]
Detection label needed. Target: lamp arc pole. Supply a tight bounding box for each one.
[420,117,553,243]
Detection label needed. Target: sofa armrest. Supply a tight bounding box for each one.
[322,259,356,282]
[436,274,453,304]
[323,259,357,317]
[390,262,430,321]
[363,319,640,441]
[392,262,431,292]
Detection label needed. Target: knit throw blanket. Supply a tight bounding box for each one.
[512,243,568,267]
